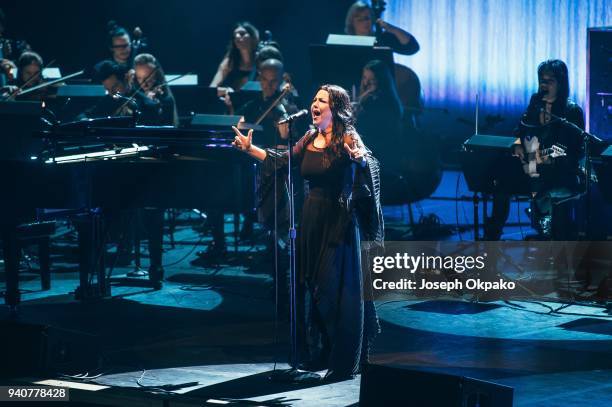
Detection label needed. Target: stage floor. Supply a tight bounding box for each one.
[1,170,611,406]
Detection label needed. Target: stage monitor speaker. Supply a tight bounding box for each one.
[360,364,513,407]
[0,320,98,378]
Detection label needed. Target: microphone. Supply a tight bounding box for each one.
[534,89,550,115]
[278,109,309,125]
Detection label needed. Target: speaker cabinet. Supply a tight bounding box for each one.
[360,364,513,407]
[0,320,98,377]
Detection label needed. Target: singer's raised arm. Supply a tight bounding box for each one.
[231,126,267,161]
[231,126,312,163]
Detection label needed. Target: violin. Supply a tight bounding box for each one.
[13,70,83,101]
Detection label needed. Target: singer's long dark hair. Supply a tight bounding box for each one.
[537,59,570,107]
[316,84,360,156]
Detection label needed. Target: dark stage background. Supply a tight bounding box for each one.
[0,0,355,103]
[2,0,610,144]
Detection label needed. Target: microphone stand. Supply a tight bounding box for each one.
[269,117,321,384]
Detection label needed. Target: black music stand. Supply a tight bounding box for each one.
[461,134,530,239]
[42,84,110,122]
[309,36,394,92]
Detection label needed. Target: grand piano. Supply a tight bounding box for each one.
[1,109,254,306]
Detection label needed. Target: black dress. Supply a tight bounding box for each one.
[296,145,363,377]
[261,130,384,378]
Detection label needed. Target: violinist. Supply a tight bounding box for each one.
[2,51,45,100]
[79,60,132,119]
[255,42,300,102]
[131,53,178,127]
[117,54,178,288]
[96,60,129,95]
[200,58,297,260]
[18,51,44,83]
[226,58,296,146]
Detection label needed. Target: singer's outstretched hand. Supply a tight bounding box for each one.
[231,126,252,152]
[231,126,268,162]
[344,142,367,167]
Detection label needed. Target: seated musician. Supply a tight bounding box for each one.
[1,51,45,100]
[79,60,132,118]
[344,2,423,124]
[226,58,296,146]
[125,53,177,287]
[210,22,260,93]
[17,51,44,86]
[131,53,178,127]
[106,20,134,67]
[344,1,419,55]
[200,58,296,259]
[354,59,403,160]
[485,59,584,240]
[255,42,300,103]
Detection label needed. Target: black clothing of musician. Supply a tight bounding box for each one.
[377,31,419,55]
[238,85,384,381]
[519,94,584,239]
[516,93,584,193]
[133,90,177,126]
[132,53,178,127]
[486,59,584,240]
[344,1,419,56]
[487,97,585,240]
[132,53,178,286]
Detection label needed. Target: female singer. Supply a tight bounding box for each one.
[210,21,260,91]
[231,84,384,381]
